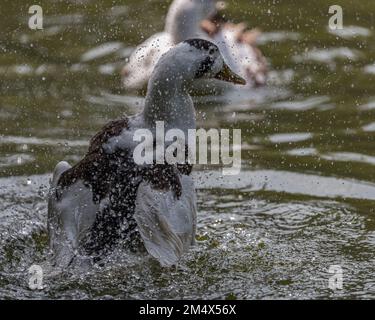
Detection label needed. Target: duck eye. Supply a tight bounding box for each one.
[208,47,216,55]
[195,56,215,78]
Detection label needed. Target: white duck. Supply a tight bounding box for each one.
[122,0,266,92]
[48,39,246,268]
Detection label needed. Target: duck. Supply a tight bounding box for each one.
[122,0,266,92]
[48,38,246,268]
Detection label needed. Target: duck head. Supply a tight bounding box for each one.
[144,38,245,132]
[150,38,246,88]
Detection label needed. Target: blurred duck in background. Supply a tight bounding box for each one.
[122,0,267,92]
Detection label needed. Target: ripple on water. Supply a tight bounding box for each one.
[327,25,372,39]
[362,122,375,132]
[81,42,124,62]
[364,64,375,75]
[0,154,35,168]
[257,31,301,45]
[270,96,332,111]
[0,135,88,147]
[321,152,375,166]
[358,99,375,111]
[267,132,313,144]
[0,173,375,299]
[292,47,362,70]
[286,148,318,157]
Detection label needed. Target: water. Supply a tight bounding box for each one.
[1,0,375,299]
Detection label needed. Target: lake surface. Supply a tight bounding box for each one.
[1,0,375,299]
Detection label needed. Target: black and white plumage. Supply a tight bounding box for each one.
[48,39,246,268]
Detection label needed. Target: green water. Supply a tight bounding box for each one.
[1,0,375,299]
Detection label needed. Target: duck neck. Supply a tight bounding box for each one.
[143,71,196,134]
[165,0,211,43]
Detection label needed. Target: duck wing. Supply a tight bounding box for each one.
[48,161,99,267]
[134,174,197,267]
[48,118,130,267]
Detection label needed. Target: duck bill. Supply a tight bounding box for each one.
[214,63,246,85]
